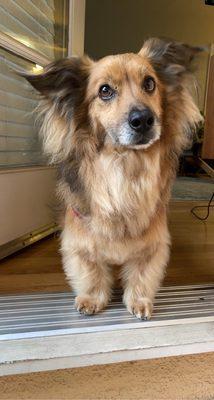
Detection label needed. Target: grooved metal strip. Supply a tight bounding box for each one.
[0,284,213,340]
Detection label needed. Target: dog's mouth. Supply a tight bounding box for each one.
[107,124,161,149]
[131,132,156,146]
[105,117,161,149]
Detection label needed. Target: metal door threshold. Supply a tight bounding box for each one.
[0,284,214,376]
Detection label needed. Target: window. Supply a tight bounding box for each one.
[0,0,69,169]
[0,0,85,251]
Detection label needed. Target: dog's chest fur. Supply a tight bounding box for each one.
[87,148,162,239]
[61,146,167,266]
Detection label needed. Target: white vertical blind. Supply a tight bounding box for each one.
[0,48,44,167]
[0,0,55,59]
[0,0,69,168]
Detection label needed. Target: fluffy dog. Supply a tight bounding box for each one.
[26,38,202,319]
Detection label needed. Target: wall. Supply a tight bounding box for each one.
[0,167,56,246]
[85,0,214,110]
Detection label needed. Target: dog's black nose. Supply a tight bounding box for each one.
[128,108,154,133]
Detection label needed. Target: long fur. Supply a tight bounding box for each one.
[25,38,202,318]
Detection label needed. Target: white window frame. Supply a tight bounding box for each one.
[0,0,86,66]
[0,0,85,256]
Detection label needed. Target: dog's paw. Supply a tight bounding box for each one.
[75,295,106,315]
[126,297,153,320]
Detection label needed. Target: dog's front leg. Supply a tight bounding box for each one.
[122,241,169,320]
[63,251,112,315]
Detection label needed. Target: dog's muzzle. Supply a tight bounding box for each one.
[127,107,155,145]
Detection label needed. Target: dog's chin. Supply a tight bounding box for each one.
[118,131,161,150]
[128,136,159,150]
[105,127,161,150]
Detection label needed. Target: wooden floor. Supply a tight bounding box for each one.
[0,201,213,294]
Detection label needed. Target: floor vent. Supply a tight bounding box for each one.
[0,284,214,376]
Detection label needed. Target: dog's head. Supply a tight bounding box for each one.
[87,51,162,149]
[25,38,202,162]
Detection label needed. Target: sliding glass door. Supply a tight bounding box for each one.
[0,0,69,255]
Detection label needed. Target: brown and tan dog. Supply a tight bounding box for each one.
[26,38,202,319]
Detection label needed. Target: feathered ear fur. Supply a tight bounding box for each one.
[139,38,203,152]
[24,56,93,163]
[139,37,203,86]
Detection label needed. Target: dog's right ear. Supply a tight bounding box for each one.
[23,56,93,164]
[24,56,92,113]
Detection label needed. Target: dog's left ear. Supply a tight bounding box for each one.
[140,38,203,152]
[139,38,203,86]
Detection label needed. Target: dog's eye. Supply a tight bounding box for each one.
[99,84,115,100]
[143,76,156,93]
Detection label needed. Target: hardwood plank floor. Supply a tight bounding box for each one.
[166,201,214,285]
[0,201,213,294]
[0,235,68,293]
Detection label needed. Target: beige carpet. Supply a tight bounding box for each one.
[172,178,214,200]
[0,353,214,400]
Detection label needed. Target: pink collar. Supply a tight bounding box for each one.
[70,206,83,219]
